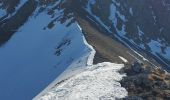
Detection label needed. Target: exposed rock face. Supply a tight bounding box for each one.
[131,61,143,73]
[0,0,20,14]
[121,62,170,99]
[88,0,170,45]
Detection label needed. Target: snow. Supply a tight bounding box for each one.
[119,56,128,63]
[86,0,112,33]
[34,24,96,99]
[109,3,116,22]
[108,2,127,36]
[132,49,149,62]
[109,1,126,23]
[129,7,133,16]
[137,26,144,37]
[82,36,96,66]
[37,62,127,100]
[0,3,128,99]
[148,40,162,53]
[117,24,126,36]
[0,7,90,100]
[34,51,92,100]
[151,10,157,24]
[35,15,127,100]
[77,24,96,66]
[86,0,96,13]
[0,2,7,17]
[148,40,170,61]
[0,0,129,99]
[163,47,170,60]
[0,8,6,17]
[15,0,27,11]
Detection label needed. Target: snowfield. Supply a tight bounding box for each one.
[0,5,91,100]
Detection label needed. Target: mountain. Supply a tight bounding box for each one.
[0,0,170,100]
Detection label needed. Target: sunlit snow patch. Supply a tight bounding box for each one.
[119,56,128,63]
[37,62,127,100]
[148,40,170,61]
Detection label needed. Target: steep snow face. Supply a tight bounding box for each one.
[35,25,127,100]
[0,1,128,99]
[36,63,127,100]
[0,5,91,100]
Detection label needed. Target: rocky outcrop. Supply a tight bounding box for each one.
[121,62,170,99]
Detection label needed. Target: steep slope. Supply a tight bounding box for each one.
[35,23,127,100]
[0,0,94,99]
[0,0,37,46]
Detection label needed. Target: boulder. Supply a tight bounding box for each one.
[132,61,143,73]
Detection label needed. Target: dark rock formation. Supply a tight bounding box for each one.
[121,61,170,99]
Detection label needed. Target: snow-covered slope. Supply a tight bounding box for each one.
[0,2,93,99]
[34,25,127,100]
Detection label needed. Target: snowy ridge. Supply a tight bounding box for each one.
[37,63,127,100]
[35,24,128,100]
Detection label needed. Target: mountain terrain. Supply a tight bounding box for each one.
[0,0,170,100]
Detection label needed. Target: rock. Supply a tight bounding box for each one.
[132,61,143,73]
[121,63,170,99]
[124,96,143,100]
